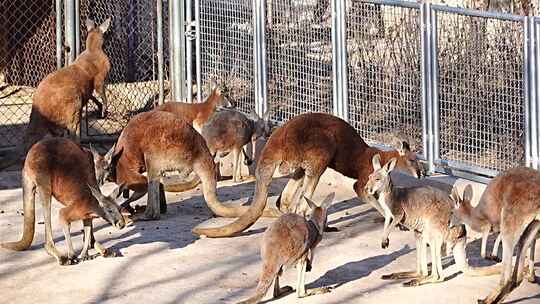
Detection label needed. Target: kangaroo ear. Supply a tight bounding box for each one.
[86,19,95,31]
[262,108,271,122]
[99,18,112,33]
[320,192,335,209]
[249,109,260,121]
[104,143,116,163]
[304,196,318,210]
[110,146,123,168]
[88,143,100,157]
[450,186,461,207]
[88,183,105,204]
[462,184,473,204]
[398,141,411,156]
[372,154,382,170]
[384,157,397,173]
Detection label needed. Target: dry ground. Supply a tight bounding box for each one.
[0,168,539,304]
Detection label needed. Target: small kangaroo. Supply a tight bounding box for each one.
[0,138,125,265]
[201,108,273,183]
[237,193,335,304]
[193,113,424,238]
[154,86,233,134]
[106,110,279,220]
[0,19,111,170]
[366,154,464,286]
[451,167,540,304]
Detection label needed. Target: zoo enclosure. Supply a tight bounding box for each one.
[194,0,540,181]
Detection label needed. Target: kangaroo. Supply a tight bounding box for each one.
[0,138,125,265]
[154,86,233,134]
[450,167,540,304]
[192,113,424,238]
[202,108,273,183]
[365,154,467,286]
[237,193,335,304]
[0,18,111,171]
[106,110,279,220]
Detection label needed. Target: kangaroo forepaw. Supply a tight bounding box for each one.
[403,279,421,287]
[477,299,487,304]
[324,226,339,232]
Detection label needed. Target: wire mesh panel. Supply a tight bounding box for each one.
[79,0,169,139]
[346,2,423,153]
[265,0,333,123]
[199,0,255,114]
[435,11,525,172]
[0,0,59,148]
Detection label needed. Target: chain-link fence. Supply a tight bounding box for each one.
[0,0,59,149]
[434,10,525,172]
[346,2,423,153]
[198,0,255,114]
[265,0,333,123]
[80,0,169,139]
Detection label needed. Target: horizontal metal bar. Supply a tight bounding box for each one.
[433,167,492,184]
[435,159,499,177]
[352,0,421,10]
[431,4,525,22]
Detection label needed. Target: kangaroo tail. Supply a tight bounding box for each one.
[1,172,36,250]
[237,265,279,304]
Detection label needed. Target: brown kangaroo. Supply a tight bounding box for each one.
[192,112,424,238]
[237,193,335,304]
[201,108,273,183]
[451,167,540,304]
[106,110,279,220]
[0,18,111,170]
[154,87,232,133]
[0,138,125,265]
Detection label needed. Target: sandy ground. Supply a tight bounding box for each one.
[0,167,539,304]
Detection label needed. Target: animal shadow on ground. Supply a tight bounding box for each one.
[307,245,414,290]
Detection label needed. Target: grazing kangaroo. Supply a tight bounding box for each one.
[237,193,335,304]
[192,113,424,238]
[451,167,540,304]
[154,87,233,134]
[0,138,125,265]
[366,154,466,286]
[106,110,279,220]
[0,18,111,171]
[202,108,273,182]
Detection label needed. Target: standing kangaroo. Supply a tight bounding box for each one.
[192,113,424,238]
[106,110,279,220]
[237,193,335,304]
[0,19,111,170]
[0,138,125,265]
[451,167,540,304]
[154,87,233,133]
[366,154,468,286]
[201,108,273,182]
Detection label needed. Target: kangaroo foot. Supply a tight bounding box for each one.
[382,271,420,280]
[304,287,333,297]
[485,255,502,263]
[403,275,444,287]
[78,253,98,261]
[397,223,409,231]
[274,286,294,298]
[306,259,312,272]
[324,226,339,232]
[59,256,80,266]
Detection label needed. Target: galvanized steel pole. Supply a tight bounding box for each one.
[157,0,165,105]
[56,0,63,69]
[64,0,77,64]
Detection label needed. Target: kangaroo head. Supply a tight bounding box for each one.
[249,109,274,140]
[86,143,117,186]
[365,154,397,200]
[85,18,111,50]
[449,184,474,227]
[393,141,425,179]
[304,192,335,232]
[208,85,234,109]
[88,184,126,229]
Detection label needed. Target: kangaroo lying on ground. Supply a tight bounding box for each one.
[106,110,279,220]
[366,155,483,286]
[451,167,540,304]
[202,108,273,183]
[0,19,111,171]
[154,87,232,133]
[237,193,335,304]
[0,138,125,265]
[192,112,424,238]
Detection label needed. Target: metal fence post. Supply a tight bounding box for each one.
[339,0,349,122]
[170,0,187,102]
[331,0,341,119]
[75,0,80,56]
[56,0,63,69]
[257,0,268,116]
[195,0,202,103]
[64,0,77,64]
[185,0,194,101]
[331,0,348,121]
[527,16,538,169]
[421,3,434,173]
[524,17,532,168]
[157,0,165,105]
[430,6,440,174]
[535,17,540,170]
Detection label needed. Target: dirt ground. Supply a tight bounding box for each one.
[0,167,539,304]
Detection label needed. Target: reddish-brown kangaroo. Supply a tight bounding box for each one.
[106,110,279,220]
[154,87,232,133]
[192,112,424,238]
[451,167,540,304]
[0,138,125,265]
[0,18,111,170]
